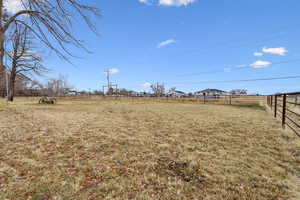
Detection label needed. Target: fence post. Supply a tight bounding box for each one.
[229,95,232,105]
[282,94,287,128]
[270,95,273,109]
[274,95,277,118]
[203,93,206,104]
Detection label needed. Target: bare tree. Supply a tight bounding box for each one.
[45,75,73,97]
[229,89,248,96]
[151,83,165,97]
[0,0,100,95]
[168,87,176,94]
[118,88,136,97]
[6,24,47,101]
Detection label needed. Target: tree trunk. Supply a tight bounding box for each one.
[0,0,5,98]
[7,72,16,102]
[0,33,4,97]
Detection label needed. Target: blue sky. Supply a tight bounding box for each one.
[29,0,300,94]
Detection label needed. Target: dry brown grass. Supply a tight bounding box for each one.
[0,97,299,200]
[0,99,7,111]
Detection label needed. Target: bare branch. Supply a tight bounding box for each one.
[3,0,100,62]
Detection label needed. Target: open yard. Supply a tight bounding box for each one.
[0,98,299,200]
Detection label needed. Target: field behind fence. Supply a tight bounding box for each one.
[15,95,265,106]
[9,94,300,137]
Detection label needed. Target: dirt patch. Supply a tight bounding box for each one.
[156,157,205,184]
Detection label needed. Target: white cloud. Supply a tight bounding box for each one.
[254,52,263,57]
[4,0,24,13]
[104,68,120,75]
[250,60,272,68]
[109,68,120,74]
[139,0,150,4]
[159,0,196,6]
[262,47,288,56]
[158,39,176,48]
[140,82,152,88]
[236,64,247,68]
[139,0,196,6]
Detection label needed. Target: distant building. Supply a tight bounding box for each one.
[0,70,31,97]
[229,89,248,96]
[138,92,152,97]
[194,89,228,98]
[167,90,186,98]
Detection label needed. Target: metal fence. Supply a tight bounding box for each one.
[57,94,265,106]
[267,92,300,137]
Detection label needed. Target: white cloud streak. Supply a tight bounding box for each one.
[250,60,272,68]
[254,52,263,57]
[236,64,247,68]
[262,47,288,56]
[138,0,196,6]
[159,0,196,6]
[139,0,150,4]
[158,39,176,48]
[104,68,120,75]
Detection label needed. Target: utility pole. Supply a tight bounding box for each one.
[103,69,118,95]
[104,70,111,90]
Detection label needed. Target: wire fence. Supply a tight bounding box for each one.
[267,92,300,137]
[25,94,264,106]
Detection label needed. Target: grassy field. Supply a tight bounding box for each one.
[0,98,7,111]
[0,98,299,200]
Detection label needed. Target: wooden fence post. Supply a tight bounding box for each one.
[282,94,287,128]
[229,95,232,105]
[203,93,206,104]
[270,95,273,109]
[274,95,277,118]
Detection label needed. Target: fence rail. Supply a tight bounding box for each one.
[267,92,300,137]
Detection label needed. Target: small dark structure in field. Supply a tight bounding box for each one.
[39,97,57,105]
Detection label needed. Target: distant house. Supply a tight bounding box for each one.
[229,89,248,96]
[0,70,31,97]
[129,91,139,97]
[167,90,186,98]
[194,89,228,98]
[138,92,152,97]
[66,90,78,96]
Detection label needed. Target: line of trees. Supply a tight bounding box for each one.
[0,0,100,101]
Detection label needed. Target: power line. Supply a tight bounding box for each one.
[176,58,300,77]
[130,25,300,68]
[166,25,300,61]
[172,75,300,85]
